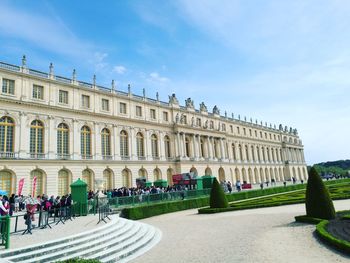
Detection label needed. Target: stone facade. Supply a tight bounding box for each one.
[0,58,307,196]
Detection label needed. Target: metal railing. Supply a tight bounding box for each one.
[0,152,18,159]
[107,188,211,208]
[0,216,10,249]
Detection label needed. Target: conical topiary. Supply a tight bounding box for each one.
[209,178,228,208]
[305,166,335,219]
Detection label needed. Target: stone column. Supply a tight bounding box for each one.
[130,128,136,160]
[146,130,152,160]
[208,136,213,159]
[94,122,101,160]
[182,133,186,158]
[193,134,198,159]
[47,116,56,159]
[220,138,225,159]
[159,132,165,160]
[113,125,120,160]
[18,112,28,158]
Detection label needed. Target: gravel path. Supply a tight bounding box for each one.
[135,199,350,263]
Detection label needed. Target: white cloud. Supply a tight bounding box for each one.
[148,72,169,83]
[113,65,127,74]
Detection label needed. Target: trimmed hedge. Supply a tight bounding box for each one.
[120,179,350,220]
[316,220,350,254]
[210,178,228,208]
[306,167,335,220]
[120,196,209,220]
[55,259,101,263]
[294,215,323,224]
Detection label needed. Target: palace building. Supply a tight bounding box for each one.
[0,56,307,196]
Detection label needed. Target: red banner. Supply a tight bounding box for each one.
[18,178,25,196]
[32,176,37,197]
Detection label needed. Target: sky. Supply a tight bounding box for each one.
[0,0,349,165]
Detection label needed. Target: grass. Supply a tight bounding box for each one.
[198,181,350,214]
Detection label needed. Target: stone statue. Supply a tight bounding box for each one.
[200,102,207,112]
[191,117,195,126]
[204,120,208,129]
[213,105,220,115]
[175,113,180,123]
[294,129,298,135]
[169,93,179,104]
[185,98,194,108]
[279,124,283,131]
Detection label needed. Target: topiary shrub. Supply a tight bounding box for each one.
[209,178,228,208]
[305,167,335,220]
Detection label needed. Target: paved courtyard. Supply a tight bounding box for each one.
[135,199,350,263]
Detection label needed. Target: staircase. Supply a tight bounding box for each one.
[0,215,161,263]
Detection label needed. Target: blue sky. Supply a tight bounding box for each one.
[1,0,349,165]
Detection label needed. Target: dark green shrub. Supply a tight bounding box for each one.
[55,258,101,263]
[294,215,323,224]
[306,167,335,220]
[210,178,228,208]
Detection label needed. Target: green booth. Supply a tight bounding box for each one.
[153,179,168,188]
[145,181,153,187]
[70,178,88,216]
[196,177,203,190]
[202,175,215,189]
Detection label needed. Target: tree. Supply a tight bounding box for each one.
[305,167,335,219]
[209,178,228,208]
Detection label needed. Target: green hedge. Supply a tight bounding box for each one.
[120,196,209,220]
[55,259,101,263]
[120,179,350,220]
[316,220,350,254]
[294,215,323,224]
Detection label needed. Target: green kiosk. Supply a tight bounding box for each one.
[70,178,88,216]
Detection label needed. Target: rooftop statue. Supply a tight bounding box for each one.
[185,97,194,108]
[213,105,220,115]
[169,93,179,104]
[200,102,207,112]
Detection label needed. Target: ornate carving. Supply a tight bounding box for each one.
[175,113,180,123]
[213,105,220,115]
[200,102,207,112]
[168,93,179,104]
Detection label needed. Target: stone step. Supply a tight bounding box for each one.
[53,221,144,263]
[17,220,134,263]
[0,215,120,259]
[5,218,127,262]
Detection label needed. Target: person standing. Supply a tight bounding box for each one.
[0,195,9,215]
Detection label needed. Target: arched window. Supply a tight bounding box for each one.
[0,116,15,155]
[30,169,44,196]
[57,123,69,158]
[164,135,171,158]
[136,132,144,158]
[82,169,93,190]
[58,169,70,196]
[245,145,249,161]
[238,144,243,161]
[103,169,113,190]
[101,128,111,158]
[185,137,190,157]
[200,139,205,158]
[81,126,91,159]
[232,144,236,161]
[30,120,44,157]
[0,170,12,194]
[151,134,158,158]
[120,130,129,158]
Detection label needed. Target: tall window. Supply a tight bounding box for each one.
[59,90,68,104]
[57,123,69,157]
[30,120,44,156]
[2,79,15,95]
[101,128,111,157]
[150,109,156,119]
[31,169,44,196]
[119,102,127,114]
[136,106,142,117]
[232,144,236,161]
[151,134,158,158]
[213,139,218,158]
[210,121,214,129]
[120,130,128,157]
[0,170,12,194]
[103,169,112,190]
[185,137,190,157]
[164,135,171,158]
[101,99,109,111]
[32,84,44,100]
[136,132,144,158]
[200,139,205,158]
[58,169,70,196]
[257,146,261,162]
[163,111,168,121]
[251,145,255,161]
[0,116,14,153]
[81,95,90,108]
[81,126,91,158]
[82,169,92,190]
[245,145,249,161]
[262,147,266,161]
[238,145,243,160]
[196,118,201,127]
